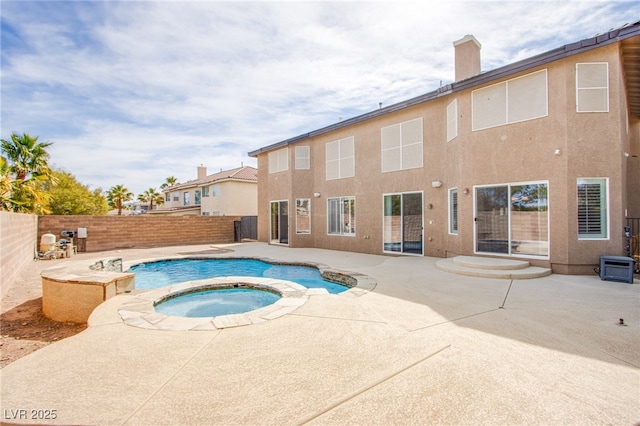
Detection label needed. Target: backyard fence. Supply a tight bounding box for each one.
[38,215,241,253]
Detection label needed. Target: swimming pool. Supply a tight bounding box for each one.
[128,258,349,294]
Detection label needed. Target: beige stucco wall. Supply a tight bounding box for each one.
[256,42,639,274]
[0,211,38,297]
[200,180,258,216]
[162,181,257,216]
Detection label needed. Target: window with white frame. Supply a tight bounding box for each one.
[472,69,548,131]
[449,188,458,235]
[576,63,609,113]
[327,196,355,236]
[295,146,310,170]
[326,137,355,180]
[447,99,458,142]
[183,192,190,206]
[296,198,311,234]
[165,192,170,202]
[381,117,423,172]
[212,185,220,197]
[268,147,289,174]
[202,211,210,216]
[203,186,210,197]
[577,178,608,239]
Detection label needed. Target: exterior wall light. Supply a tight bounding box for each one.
[431,180,442,188]
[554,149,561,155]
[313,192,321,198]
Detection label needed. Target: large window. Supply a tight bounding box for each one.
[295,146,310,170]
[203,186,210,197]
[447,99,458,142]
[577,178,608,239]
[183,192,190,206]
[576,63,609,113]
[449,188,458,235]
[326,137,355,180]
[194,189,201,205]
[296,198,311,234]
[268,148,289,174]
[327,196,355,236]
[381,118,423,172]
[472,69,548,131]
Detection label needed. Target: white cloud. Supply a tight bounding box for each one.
[2,1,639,195]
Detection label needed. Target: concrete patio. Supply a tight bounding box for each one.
[1,242,638,425]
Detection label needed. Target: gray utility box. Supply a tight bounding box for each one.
[599,255,635,284]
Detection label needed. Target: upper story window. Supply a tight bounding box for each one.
[472,69,548,131]
[183,191,190,206]
[212,185,220,197]
[194,189,201,205]
[446,99,458,142]
[203,186,210,197]
[381,117,423,172]
[172,192,179,202]
[268,147,289,174]
[326,137,355,180]
[576,63,609,113]
[165,192,170,202]
[295,146,310,170]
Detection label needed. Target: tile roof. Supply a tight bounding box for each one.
[163,166,257,192]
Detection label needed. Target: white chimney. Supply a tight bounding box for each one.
[197,165,207,180]
[453,35,481,82]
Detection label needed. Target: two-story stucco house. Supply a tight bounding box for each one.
[154,165,258,216]
[249,22,640,274]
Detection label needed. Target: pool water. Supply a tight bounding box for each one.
[155,288,280,318]
[129,258,348,294]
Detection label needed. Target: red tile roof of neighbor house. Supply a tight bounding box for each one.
[164,166,258,191]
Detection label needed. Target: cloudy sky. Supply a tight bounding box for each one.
[1,1,638,196]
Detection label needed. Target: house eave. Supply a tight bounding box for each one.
[248,21,640,157]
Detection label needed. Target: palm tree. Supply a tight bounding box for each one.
[0,132,54,213]
[137,187,164,211]
[106,184,133,215]
[160,176,178,190]
[1,132,52,181]
[0,156,17,211]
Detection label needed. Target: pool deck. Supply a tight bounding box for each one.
[1,242,639,425]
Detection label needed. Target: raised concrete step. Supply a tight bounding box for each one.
[436,256,552,279]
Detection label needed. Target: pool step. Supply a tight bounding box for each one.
[435,256,552,279]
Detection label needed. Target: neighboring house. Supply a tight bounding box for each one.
[249,22,640,275]
[153,165,258,216]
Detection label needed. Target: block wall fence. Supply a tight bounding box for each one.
[0,211,38,298]
[38,215,241,253]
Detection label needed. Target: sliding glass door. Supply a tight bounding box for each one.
[270,200,289,245]
[475,182,549,257]
[383,192,423,255]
